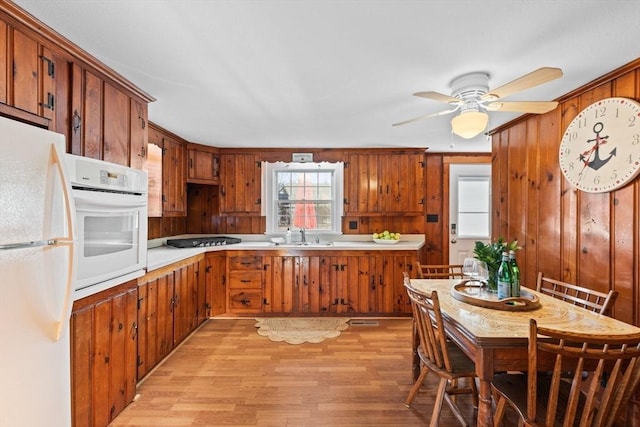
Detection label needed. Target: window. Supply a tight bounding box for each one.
[457,175,490,237]
[262,161,344,235]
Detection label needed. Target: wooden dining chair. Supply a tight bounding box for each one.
[404,282,478,427]
[536,272,618,315]
[415,262,464,279]
[492,319,640,427]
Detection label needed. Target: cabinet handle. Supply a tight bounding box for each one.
[303,275,308,286]
[40,93,54,110]
[131,322,137,339]
[240,279,251,283]
[40,55,55,77]
[72,110,81,134]
[220,186,226,196]
[189,158,193,169]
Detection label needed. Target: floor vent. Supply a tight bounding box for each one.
[349,320,379,326]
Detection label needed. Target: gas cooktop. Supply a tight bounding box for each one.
[166,236,242,248]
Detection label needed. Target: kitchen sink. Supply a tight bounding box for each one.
[272,241,334,247]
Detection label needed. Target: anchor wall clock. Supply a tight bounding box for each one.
[559,97,640,193]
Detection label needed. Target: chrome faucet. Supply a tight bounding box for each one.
[300,228,306,243]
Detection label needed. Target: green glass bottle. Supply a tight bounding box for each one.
[497,252,512,299]
[509,250,520,297]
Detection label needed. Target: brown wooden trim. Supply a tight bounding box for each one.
[0,1,155,103]
[0,102,49,127]
[71,279,137,311]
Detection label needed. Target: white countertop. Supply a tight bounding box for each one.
[146,235,425,272]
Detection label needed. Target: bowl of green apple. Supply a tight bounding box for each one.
[372,231,401,244]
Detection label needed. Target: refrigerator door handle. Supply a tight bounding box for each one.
[0,239,59,250]
[50,143,77,341]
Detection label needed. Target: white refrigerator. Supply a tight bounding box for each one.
[0,117,76,427]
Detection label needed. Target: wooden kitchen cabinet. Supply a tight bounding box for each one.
[147,123,187,217]
[205,253,227,317]
[227,254,264,313]
[70,64,150,168]
[219,152,261,215]
[260,251,417,316]
[129,98,148,170]
[0,25,65,129]
[344,151,425,216]
[188,143,219,184]
[71,280,138,427]
[137,254,204,380]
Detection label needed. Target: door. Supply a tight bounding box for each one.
[449,164,491,264]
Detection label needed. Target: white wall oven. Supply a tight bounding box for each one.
[65,154,148,298]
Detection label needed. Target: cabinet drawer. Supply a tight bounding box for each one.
[228,271,262,289]
[228,255,262,270]
[229,290,263,311]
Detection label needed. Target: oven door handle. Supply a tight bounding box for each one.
[72,194,147,210]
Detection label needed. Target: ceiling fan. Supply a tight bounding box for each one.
[393,67,563,138]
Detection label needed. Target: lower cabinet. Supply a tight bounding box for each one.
[205,253,226,317]
[137,254,205,380]
[227,254,264,313]
[71,280,138,427]
[260,251,417,316]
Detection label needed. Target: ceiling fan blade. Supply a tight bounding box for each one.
[481,67,563,101]
[392,108,458,126]
[486,101,559,114]
[413,91,461,104]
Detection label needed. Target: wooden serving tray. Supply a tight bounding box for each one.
[450,281,541,311]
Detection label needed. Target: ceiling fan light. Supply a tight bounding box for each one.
[451,111,489,139]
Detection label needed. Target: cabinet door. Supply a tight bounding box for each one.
[130,98,148,169]
[393,253,416,314]
[109,288,138,421]
[156,273,175,360]
[162,136,187,216]
[71,282,138,426]
[39,46,58,125]
[173,263,197,345]
[219,153,261,214]
[344,153,381,214]
[382,153,425,214]
[71,305,93,427]
[103,82,130,165]
[12,28,39,115]
[188,144,219,184]
[263,255,291,314]
[205,254,226,316]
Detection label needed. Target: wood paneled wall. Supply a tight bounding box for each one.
[490,58,640,328]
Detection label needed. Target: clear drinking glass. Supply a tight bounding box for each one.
[474,260,489,287]
[462,258,476,280]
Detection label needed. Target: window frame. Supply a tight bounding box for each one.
[261,161,344,236]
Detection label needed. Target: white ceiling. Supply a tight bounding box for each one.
[12,0,640,152]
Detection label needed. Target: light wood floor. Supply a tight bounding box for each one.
[110,318,513,426]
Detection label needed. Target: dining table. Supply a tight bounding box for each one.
[408,278,640,427]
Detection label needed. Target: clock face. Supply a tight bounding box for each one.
[559,97,640,193]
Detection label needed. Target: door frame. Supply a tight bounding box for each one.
[442,155,492,264]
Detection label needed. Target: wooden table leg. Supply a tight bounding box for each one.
[476,349,495,427]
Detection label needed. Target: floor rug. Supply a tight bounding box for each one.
[254,317,350,344]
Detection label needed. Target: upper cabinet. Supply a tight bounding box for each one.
[0,3,154,168]
[0,25,66,129]
[148,122,187,217]
[344,151,425,216]
[219,152,262,215]
[70,64,150,167]
[187,143,219,185]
